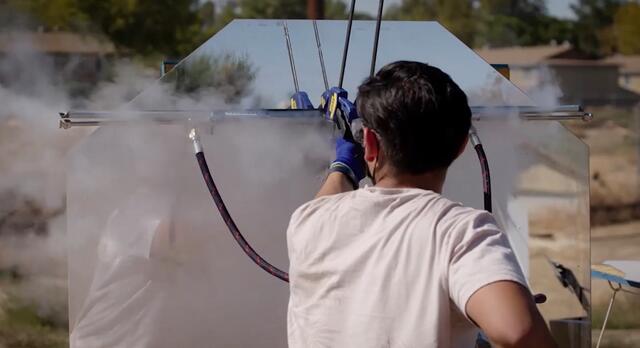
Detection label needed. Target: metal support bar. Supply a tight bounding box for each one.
[370,0,384,77]
[313,20,329,91]
[283,21,300,93]
[471,105,593,121]
[58,105,593,129]
[60,109,323,120]
[338,0,356,88]
[596,281,622,348]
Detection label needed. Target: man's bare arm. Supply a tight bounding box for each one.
[466,281,557,348]
[315,172,354,198]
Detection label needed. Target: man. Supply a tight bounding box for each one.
[287,61,556,347]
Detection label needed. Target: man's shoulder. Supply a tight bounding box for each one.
[290,190,354,225]
[398,190,487,225]
[439,202,492,222]
[445,204,496,226]
[289,188,495,233]
[433,201,502,248]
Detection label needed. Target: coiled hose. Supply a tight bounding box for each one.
[189,126,492,283]
[190,129,289,282]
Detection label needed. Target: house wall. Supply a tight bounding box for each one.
[552,64,629,106]
[0,51,113,96]
[508,66,540,91]
[509,64,640,107]
[620,73,640,94]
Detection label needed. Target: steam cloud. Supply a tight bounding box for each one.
[0,20,585,346]
[0,25,334,347]
[0,34,156,325]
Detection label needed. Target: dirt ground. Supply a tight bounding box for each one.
[592,329,640,348]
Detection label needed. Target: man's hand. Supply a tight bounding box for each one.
[467,281,557,348]
[320,87,358,123]
[316,88,364,198]
[316,137,365,198]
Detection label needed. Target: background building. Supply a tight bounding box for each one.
[476,44,640,107]
[0,31,115,95]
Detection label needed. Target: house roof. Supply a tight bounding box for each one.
[605,55,640,74]
[544,58,617,67]
[0,31,115,55]
[474,43,574,66]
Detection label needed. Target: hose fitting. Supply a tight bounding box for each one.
[189,128,203,154]
[469,125,481,147]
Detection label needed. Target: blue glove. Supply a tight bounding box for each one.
[319,87,364,187]
[329,130,365,189]
[320,87,358,125]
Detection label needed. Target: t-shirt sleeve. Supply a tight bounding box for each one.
[444,209,528,320]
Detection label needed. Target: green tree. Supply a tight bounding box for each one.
[383,0,475,45]
[614,2,640,54]
[7,0,377,57]
[199,1,216,29]
[324,0,372,20]
[6,0,205,57]
[384,0,438,21]
[236,0,370,20]
[199,1,239,36]
[382,0,567,47]
[7,0,88,31]
[571,0,624,57]
[239,0,307,18]
[168,54,256,104]
[481,0,547,17]
[540,16,575,45]
[76,0,202,57]
[475,0,568,47]
[436,0,476,45]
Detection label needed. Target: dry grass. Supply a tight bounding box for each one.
[0,294,68,348]
[592,292,640,330]
[592,329,640,348]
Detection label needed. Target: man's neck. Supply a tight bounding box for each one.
[374,168,447,193]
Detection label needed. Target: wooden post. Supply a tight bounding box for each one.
[307,0,324,19]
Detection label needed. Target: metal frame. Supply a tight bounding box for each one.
[59,105,593,129]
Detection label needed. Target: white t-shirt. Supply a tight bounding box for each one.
[287,187,527,348]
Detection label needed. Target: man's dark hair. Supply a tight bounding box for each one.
[356,61,471,174]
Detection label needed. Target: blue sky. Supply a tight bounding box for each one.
[545,0,577,18]
[356,0,577,19]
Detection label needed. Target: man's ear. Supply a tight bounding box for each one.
[457,134,469,158]
[363,127,379,162]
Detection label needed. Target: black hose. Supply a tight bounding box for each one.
[473,143,492,213]
[195,151,289,282]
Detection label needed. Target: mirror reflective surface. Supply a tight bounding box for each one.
[67,19,590,347]
[129,20,533,111]
[67,121,333,347]
[446,120,590,345]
